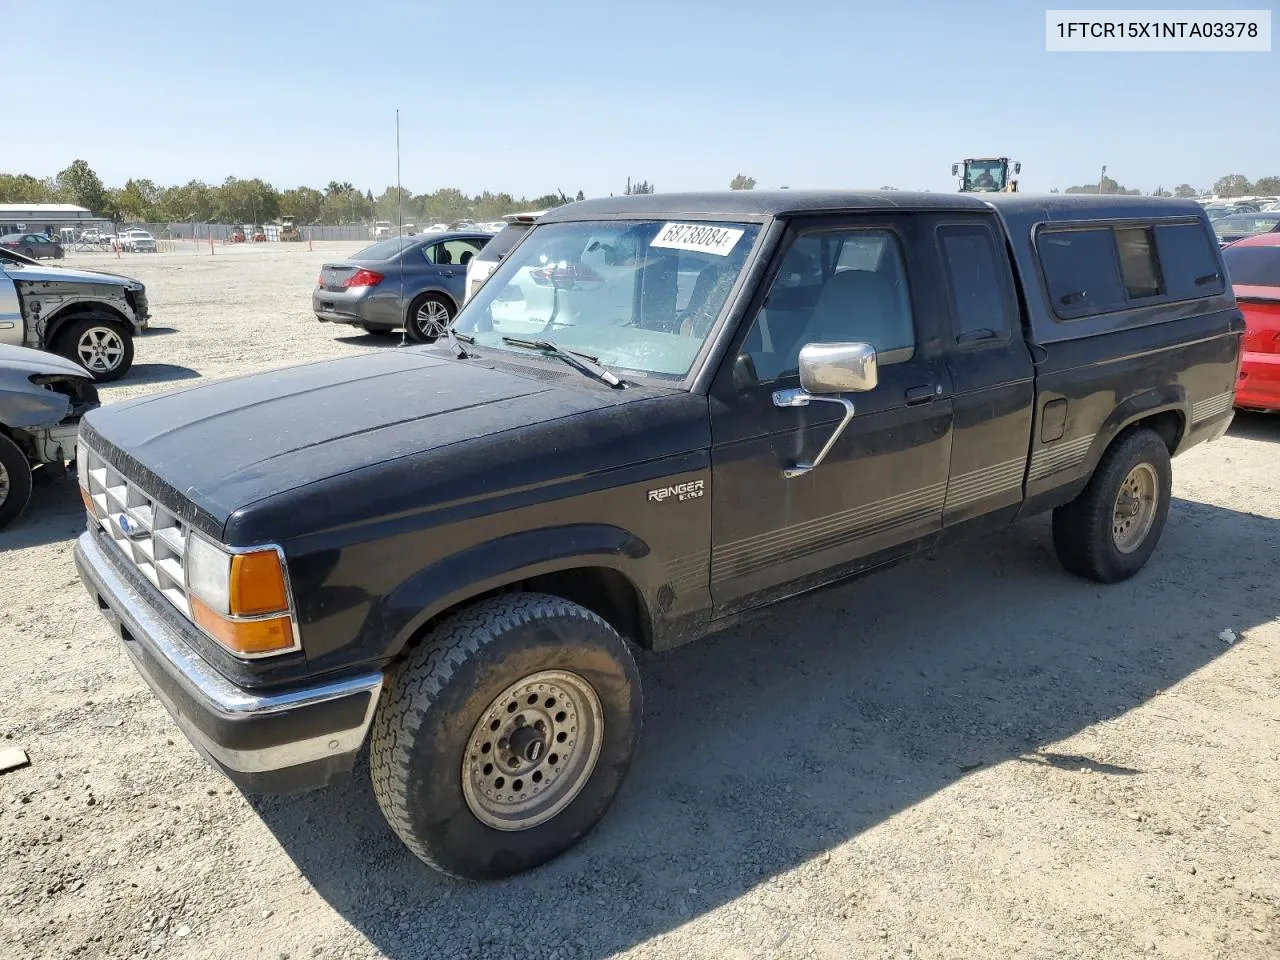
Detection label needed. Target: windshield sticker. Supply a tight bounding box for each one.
[651,223,744,257]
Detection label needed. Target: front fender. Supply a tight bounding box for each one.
[0,372,74,429]
[378,523,654,659]
[45,303,136,346]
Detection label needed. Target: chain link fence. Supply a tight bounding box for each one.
[132,222,371,243]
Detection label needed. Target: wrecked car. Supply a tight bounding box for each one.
[0,246,147,381]
[0,344,99,530]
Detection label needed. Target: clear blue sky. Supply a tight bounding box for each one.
[5,0,1276,197]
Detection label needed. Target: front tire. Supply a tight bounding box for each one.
[0,433,34,531]
[1052,427,1172,583]
[404,293,454,343]
[370,593,642,880]
[57,317,135,382]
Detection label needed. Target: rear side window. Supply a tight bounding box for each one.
[1223,245,1280,287]
[1116,227,1162,299]
[475,222,532,262]
[1038,228,1126,318]
[1155,223,1224,297]
[937,223,1014,342]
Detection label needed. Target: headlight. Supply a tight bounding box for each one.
[76,439,101,518]
[185,533,298,657]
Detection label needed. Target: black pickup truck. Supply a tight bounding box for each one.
[74,191,1242,879]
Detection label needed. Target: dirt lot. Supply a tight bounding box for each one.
[2,243,1278,960]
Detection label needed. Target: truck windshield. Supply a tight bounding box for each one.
[963,162,1006,192]
[454,219,761,379]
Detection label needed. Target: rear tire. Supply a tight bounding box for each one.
[0,433,34,531]
[370,593,642,880]
[404,293,454,343]
[1052,428,1172,583]
[56,316,135,382]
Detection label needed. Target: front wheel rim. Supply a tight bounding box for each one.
[0,458,9,505]
[461,670,604,832]
[414,300,450,340]
[76,327,125,373]
[1112,462,1159,554]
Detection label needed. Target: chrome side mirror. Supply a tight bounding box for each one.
[798,342,878,395]
[769,343,878,480]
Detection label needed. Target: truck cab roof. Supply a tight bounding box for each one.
[538,190,1205,223]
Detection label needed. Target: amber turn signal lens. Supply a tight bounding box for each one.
[191,595,295,655]
[229,550,289,616]
[79,485,97,516]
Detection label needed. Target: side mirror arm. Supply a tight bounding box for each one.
[771,388,856,479]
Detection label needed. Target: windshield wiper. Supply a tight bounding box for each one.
[500,336,625,388]
[445,327,473,358]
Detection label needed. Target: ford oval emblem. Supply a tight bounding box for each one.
[116,513,146,540]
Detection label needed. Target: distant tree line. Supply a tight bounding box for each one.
[9,162,1276,224]
[0,159,595,226]
[1047,173,1280,197]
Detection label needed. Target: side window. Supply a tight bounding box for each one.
[421,243,439,264]
[1116,227,1162,299]
[1038,228,1126,318]
[937,223,1014,343]
[742,228,915,383]
[440,238,481,265]
[1154,222,1224,298]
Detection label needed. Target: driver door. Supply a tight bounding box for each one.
[708,215,954,615]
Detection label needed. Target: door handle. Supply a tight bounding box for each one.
[905,384,942,405]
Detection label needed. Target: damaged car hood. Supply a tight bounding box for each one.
[0,343,96,428]
[3,262,140,288]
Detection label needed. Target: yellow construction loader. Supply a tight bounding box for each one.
[953,158,1021,193]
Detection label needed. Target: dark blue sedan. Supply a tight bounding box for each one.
[313,231,491,341]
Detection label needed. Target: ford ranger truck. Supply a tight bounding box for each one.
[74,192,1242,880]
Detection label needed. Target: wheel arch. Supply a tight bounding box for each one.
[380,525,657,662]
[1091,386,1188,467]
[404,287,458,320]
[43,303,133,348]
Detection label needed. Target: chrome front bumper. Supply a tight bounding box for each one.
[75,529,383,793]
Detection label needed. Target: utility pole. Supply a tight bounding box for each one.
[1099,165,1107,195]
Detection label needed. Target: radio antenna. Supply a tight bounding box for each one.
[396,108,408,348]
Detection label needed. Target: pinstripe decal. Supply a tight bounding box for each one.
[1028,433,1095,481]
[944,456,1026,511]
[711,480,947,583]
[665,551,709,595]
[1191,391,1233,423]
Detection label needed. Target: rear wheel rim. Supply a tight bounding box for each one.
[461,670,604,831]
[76,327,125,373]
[414,300,451,341]
[1112,462,1159,554]
[0,459,9,505]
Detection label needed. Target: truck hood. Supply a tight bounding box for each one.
[79,348,632,532]
[4,262,140,287]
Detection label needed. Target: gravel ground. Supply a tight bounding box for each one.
[2,243,1278,960]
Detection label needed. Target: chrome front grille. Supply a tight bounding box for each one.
[81,444,191,618]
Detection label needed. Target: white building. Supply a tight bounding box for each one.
[0,202,109,235]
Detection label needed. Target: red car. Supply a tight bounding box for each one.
[1224,233,1280,412]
